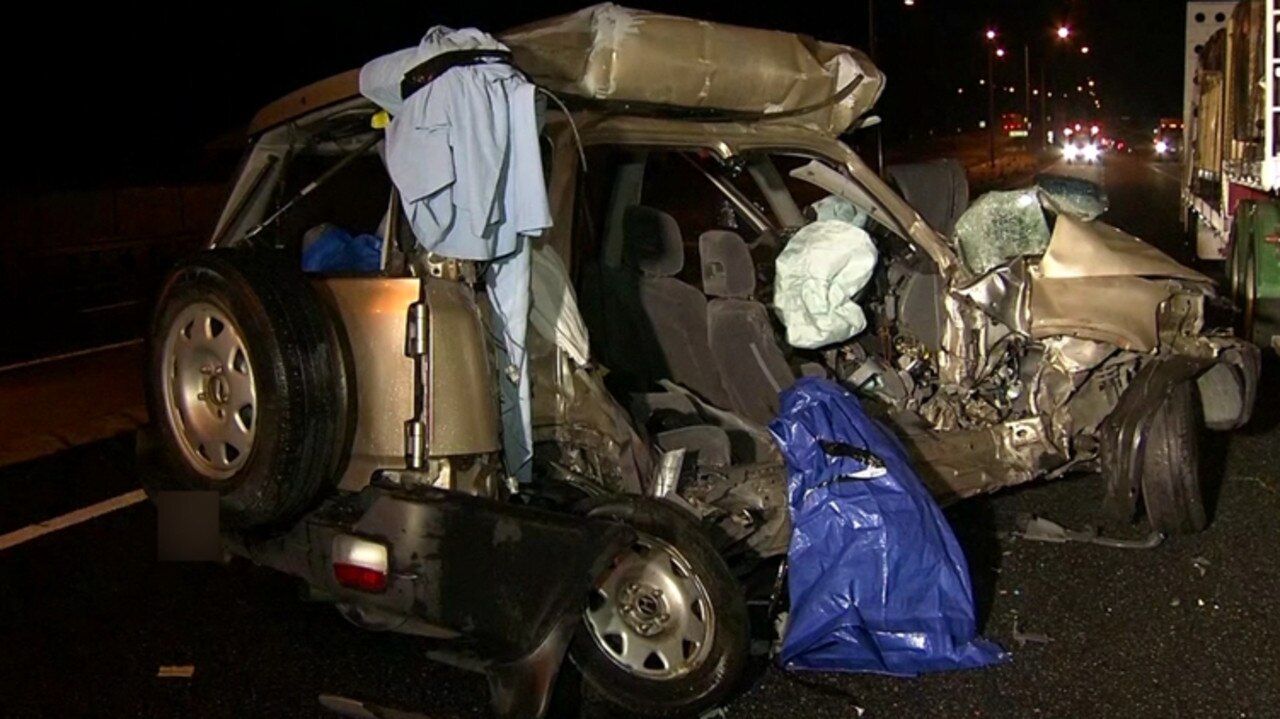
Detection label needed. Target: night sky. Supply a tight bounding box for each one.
[4,0,1187,190]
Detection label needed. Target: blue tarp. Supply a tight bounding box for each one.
[301,225,382,273]
[768,377,1007,676]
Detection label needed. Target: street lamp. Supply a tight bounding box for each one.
[985,30,1003,167]
[865,0,917,173]
[1041,25,1078,149]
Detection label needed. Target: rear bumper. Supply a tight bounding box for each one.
[227,482,636,717]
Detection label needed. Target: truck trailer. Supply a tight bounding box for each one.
[1184,0,1280,351]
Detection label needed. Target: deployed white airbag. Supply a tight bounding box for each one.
[773,220,878,349]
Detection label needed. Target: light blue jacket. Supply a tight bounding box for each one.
[361,27,552,482]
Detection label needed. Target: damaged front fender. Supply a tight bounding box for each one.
[1099,339,1259,519]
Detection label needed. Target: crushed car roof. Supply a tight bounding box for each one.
[249,4,883,136]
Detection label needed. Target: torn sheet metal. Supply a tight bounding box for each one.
[1041,336,1118,375]
[1039,215,1210,282]
[953,189,1051,275]
[773,220,878,349]
[954,257,1033,334]
[501,4,885,134]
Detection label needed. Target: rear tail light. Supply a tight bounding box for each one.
[332,535,389,593]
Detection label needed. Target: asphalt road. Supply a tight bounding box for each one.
[2,151,1278,719]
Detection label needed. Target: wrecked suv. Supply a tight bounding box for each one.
[139,5,1258,718]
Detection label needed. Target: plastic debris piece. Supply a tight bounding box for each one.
[953,188,1050,275]
[1011,618,1053,647]
[1170,597,1182,607]
[769,378,1006,675]
[1012,514,1164,550]
[1198,598,1206,607]
[1036,173,1110,221]
[157,665,195,679]
[773,221,878,349]
[1192,556,1211,577]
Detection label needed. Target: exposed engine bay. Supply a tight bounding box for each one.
[538,145,1257,566]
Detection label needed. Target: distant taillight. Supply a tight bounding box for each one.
[332,535,389,593]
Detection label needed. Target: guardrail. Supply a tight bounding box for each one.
[0,184,226,364]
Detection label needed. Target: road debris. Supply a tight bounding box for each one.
[156,665,195,679]
[319,694,438,718]
[1011,514,1164,550]
[1011,618,1054,647]
[1170,597,1182,607]
[1191,556,1211,577]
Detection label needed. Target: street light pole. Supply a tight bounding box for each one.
[866,0,885,175]
[988,48,996,167]
[1024,44,1032,139]
[1040,62,1048,147]
[867,0,876,61]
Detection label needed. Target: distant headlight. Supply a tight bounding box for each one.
[1063,144,1080,160]
[1155,140,1169,154]
[1083,143,1100,161]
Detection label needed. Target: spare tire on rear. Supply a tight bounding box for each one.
[138,248,350,529]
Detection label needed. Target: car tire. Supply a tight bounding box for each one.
[138,248,350,529]
[1140,381,1206,534]
[569,496,749,719]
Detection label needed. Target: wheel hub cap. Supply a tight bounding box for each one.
[619,582,671,637]
[584,534,716,680]
[160,302,257,479]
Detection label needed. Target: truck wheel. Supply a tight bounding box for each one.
[1141,382,1206,534]
[1241,249,1280,351]
[138,249,349,529]
[570,497,749,718]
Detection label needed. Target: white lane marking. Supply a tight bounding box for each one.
[1148,162,1182,182]
[0,339,143,374]
[0,489,147,551]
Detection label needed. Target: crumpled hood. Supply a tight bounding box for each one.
[1027,216,1212,352]
[1039,215,1210,283]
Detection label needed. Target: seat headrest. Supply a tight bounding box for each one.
[623,206,684,277]
[699,230,755,298]
[885,159,970,237]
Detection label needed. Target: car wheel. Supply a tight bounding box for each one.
[570,497,749,718]
[138,248,349,529]
[1140,382,1206,534]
